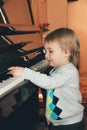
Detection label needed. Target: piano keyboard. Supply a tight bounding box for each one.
[0,60,49,99]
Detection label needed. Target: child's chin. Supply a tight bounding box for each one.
[49,63,54,67]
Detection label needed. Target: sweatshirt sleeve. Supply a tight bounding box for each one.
[21,67,77,89]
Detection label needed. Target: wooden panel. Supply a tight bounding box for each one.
[47,0,67,32]
[3,0,32,24]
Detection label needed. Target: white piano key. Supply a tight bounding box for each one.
[0,77,24,98]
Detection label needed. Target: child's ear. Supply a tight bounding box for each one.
[65,49,70,56]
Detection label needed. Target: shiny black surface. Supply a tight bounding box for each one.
[0,25,44,82]
[0,1,43,130]
[0,26,40,35]
[0,46,44,82]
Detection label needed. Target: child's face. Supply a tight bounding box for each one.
[44,42,70,68]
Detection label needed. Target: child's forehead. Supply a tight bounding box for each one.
[44,41,60,49]
[44,38,59,43]
[44,40,59,45]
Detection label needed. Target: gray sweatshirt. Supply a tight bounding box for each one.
[22,63,84,126]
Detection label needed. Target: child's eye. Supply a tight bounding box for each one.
[49,50,53,53]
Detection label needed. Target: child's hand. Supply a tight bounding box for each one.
[8,66,24,77]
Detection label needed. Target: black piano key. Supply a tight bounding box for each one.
[0,72,13,82]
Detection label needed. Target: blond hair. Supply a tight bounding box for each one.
[44,28,80,67]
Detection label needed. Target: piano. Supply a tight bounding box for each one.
[0,26,49,99]
[0,1,49,130]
